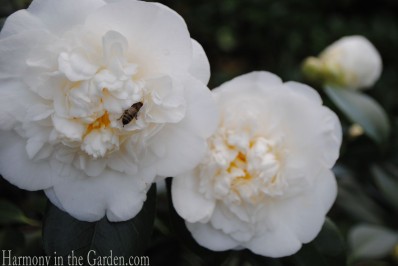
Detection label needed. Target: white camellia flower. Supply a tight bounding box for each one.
[303,35,382,90]
[0,0,218,222]
[172,72,342,257]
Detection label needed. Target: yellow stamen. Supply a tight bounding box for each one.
[85,112,111,137]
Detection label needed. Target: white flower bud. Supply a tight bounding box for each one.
[303,36,382,90]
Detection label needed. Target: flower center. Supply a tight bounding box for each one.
[85,112,111,137]
[199,129,286,205]
[45,29,186,161]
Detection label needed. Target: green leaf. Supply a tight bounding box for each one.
[349,225,398,260]
[17,231,44,256]
[0,200,40,226]
[337,187,384,225]
[372,165,398,210]
[289,218,346,266]
[324,86,390,144]
[312,218,346,259]
[0,228,25,251]
[43,185,156,263]
[336,168,385,224]
[290,243,329,266]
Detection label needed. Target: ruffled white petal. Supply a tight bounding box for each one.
[151,124,207,177]
[284,81,322,104]
[85,0,192,76]
[246,220,302,257]
[0,131,52,190]
[172,174,215,223]
[189,39,210,84]
[186,221,239,251]
[213,71,283,104]
[178,76,219,138]
[314,169,338,213]
[49,167,149,222]
[27,0,106,34]
[0,30,50,80]
[0,10,45,38]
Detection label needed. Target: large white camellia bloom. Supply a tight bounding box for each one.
[304,35,382,90]
[172,72,342,257]
[0,0,217,222]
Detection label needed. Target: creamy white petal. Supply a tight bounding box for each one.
[0,30,51,80]
[85,0,192,76]
[213,71,283,104]
[151,125,207,177]
[178,76,219,138]
[246,221,302,257]
[44,188,66,212]
[284,81,322,104]
[52,116,85,142]
[0,10,45,38]
[210,204,254,242]
[314,169,338,213]
[189,39,210,84]
[0,131,52,190]
[58,51,99,82]
[27,0,106,34]
[50,168,148,222]
[172,174,216,223]
[319,107,343,167]
[186,222,239,251]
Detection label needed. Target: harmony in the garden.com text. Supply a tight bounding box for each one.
[2,250,150,266]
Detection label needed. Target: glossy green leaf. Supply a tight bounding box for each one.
[324,86,390,144]
[336,172,385,225]
[313,218,346,258]
[43,185,156,262]
[0,200,39,226]
[372,165,398,210]
[349,225,398,260]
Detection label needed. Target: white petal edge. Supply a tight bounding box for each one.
[49,167,150,222]
[0,131,53,190]
[274,169,336,244]
[0,10,45,38]
[213,71,283,101]
[150,124,207,178]
[186,221,239,251]
[189,39,210,85]
[172,173,216,223]
[246,220,302,258]
[85,0,192,75]
[284,81,322,105]
[179,76,219,139]
[27,0,106,34]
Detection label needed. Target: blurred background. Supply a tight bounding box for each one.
[1,0,398,265]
